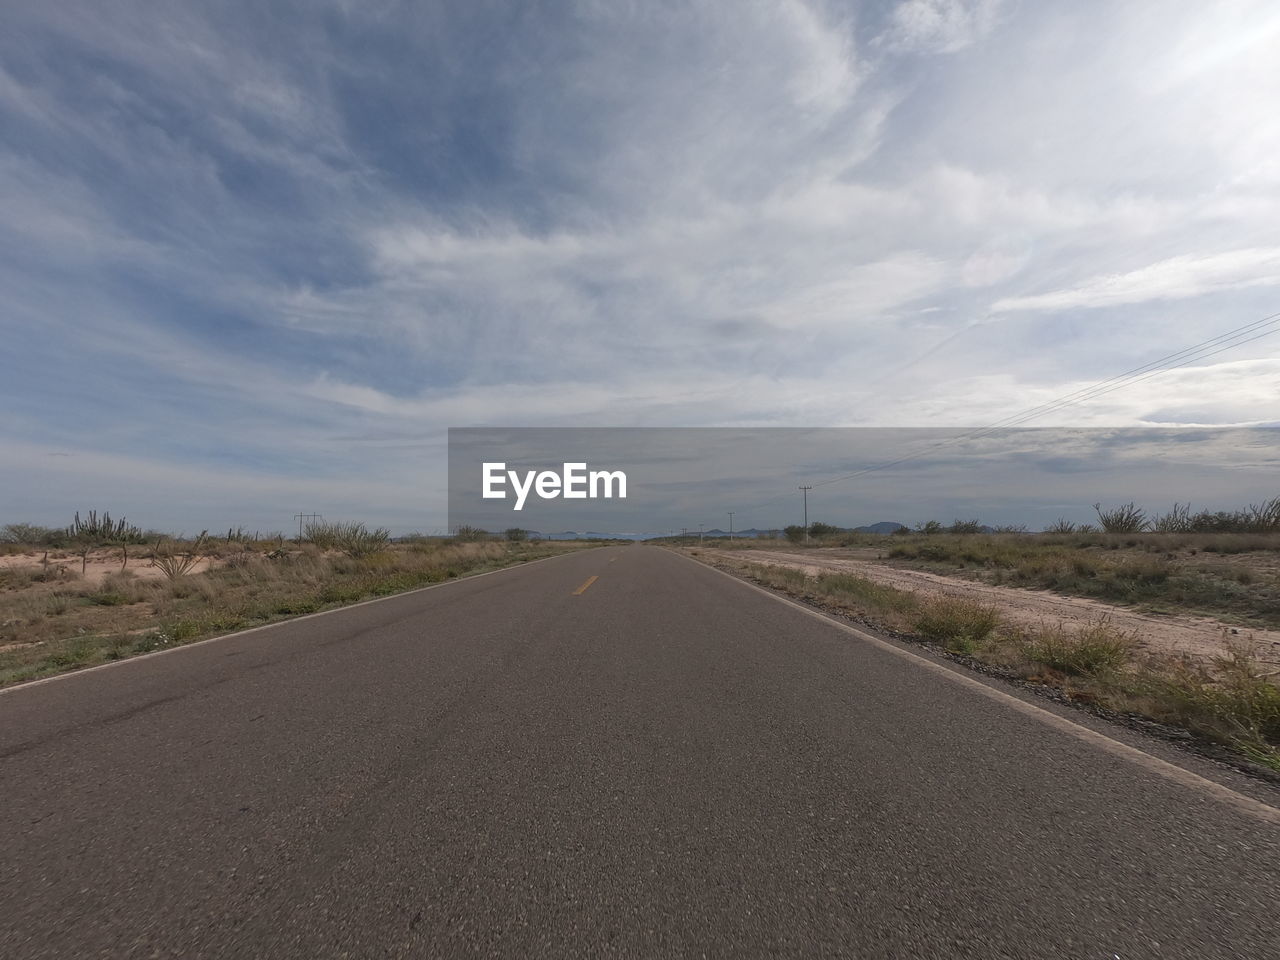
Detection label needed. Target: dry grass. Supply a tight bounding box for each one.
[878,532,1280,628]
[1138,644,1280,746]
[912,595,1001,651]
[1022,620,1139,677]
[0,537,588,686]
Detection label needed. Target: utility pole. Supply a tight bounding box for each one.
[799,486,812,543]
[293,511,323,541]
[728,512,734,540]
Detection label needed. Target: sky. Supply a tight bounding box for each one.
[2,0,1279,533]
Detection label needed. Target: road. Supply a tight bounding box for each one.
[3,545,1278,958]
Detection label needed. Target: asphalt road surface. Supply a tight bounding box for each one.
[3,545,1279,959]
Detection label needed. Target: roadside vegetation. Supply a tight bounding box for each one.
[687,498,1280,630]
[700,553,1280,775]
[0,513,589,686]
[880,530,1280,628]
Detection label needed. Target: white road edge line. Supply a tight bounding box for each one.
[678,550,1280,827]
[0,547,604,697]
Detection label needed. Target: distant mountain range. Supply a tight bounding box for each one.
[853,521,907,534]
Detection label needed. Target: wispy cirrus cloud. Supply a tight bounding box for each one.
[993,248,1280,312]
[880,0,1006,53]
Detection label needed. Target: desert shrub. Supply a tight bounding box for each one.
[304,521,390,557]
[1151,499,1278,535]
[1246,496,1280,533]
[1151,646,1280,745]
[783,525,806,543]
[1023,620,1137,676]
[808,522,839,538]
[1152,502,1193,533]
[303,521,341,549]
[1094,502,1148,533]
[338,524,390,557]
[912,595,1000,649]
[45,593,73,616]
[949,519,983,535]
[505,527,528,542]
[922,543,957,562]
[152,532,209,580]
[100,570,136,588]
[223,549,261,571]
[0,564,45,590]
[1,523,66,546]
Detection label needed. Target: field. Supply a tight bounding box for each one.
[695,528,1280,629]
[882,531,1280,628]
[0,522,590,687]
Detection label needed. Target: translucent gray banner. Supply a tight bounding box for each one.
[447,427,1279,539]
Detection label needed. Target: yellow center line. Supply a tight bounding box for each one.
[572,575,599,595]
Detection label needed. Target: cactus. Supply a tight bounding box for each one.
[67,510,146,544]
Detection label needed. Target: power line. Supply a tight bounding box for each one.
[730,309,1280,516]
[959,311,1280,442]
[808,311,1280,491]
[293,511,323,540]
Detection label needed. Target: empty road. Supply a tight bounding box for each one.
[3,545,1279,958]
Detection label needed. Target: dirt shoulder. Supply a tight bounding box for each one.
[702,547,1280,667]
[0,550,217,585]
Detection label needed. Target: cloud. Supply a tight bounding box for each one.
[993,248,1280,312]
[881,0,1005,53]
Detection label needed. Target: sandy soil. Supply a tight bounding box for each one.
[703,547,1280,667]
[0,550,218,584]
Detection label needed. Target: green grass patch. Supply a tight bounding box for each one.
[273,598,320,616]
